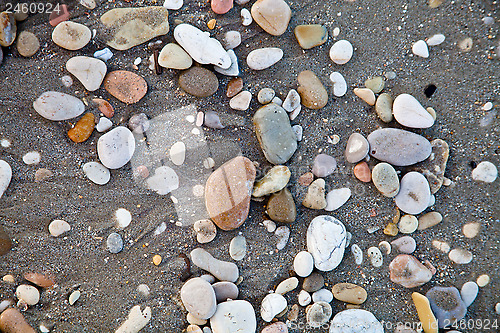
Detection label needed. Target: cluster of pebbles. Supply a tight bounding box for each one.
[0,0,498,332]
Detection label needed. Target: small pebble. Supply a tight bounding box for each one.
[137,284,150,297]
[282,89,301,112]
[247,48,283,70]
[298,290,311,306]
[83,162,111,185]
[302,179,327,210]
[353,162,371,182]
[263,220,276,232]
[332,283,367,305]
[365,77,385,93]
[241,8,252,26]
[229,236,247,261]
[427,34,445,46]
[351,244,363,265]
[460,281,479,307]
[477,274,490,287]
[412,40,429,58]
[329,72,347,97]
[275,277,298,295]
[16,284,40,305]
[223,31,241,49]
[375,93,393,122]
[462,222,481,238]
[354,88,376,105]
[303,273,324,292]
[94,48,113,61]
[293,251,314,277]
[399,215,418,234]
[458,37,473,52]
[230,91,252,111]
[391,236,416,254]
[23,151,41,165]
[260,293,287,322]
[325,188,351,211]
[312,154,337,177]
[367,247,383,267]
[107,232,124,253]
[193,219,217,243]
[432,240,450,253]
[69,290,81,305]
[48,219,71,237]
[448,248,473,264]
[164,0,183,10]
[275,226,290,250]
[312,289,333,303]
[471,161,498,183]
[258,88,275,104]
[329,40,353,64]
[16,31,40,57]
[292,125,303,141]
[52,21,91,50]
[153,254,162,266]
[378,241,391,255]
[306,301,332,328]
[96,117,112,132]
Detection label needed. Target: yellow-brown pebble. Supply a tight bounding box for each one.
[207,19,216,30]
[153,254,162,266]
[68,113,95,143]
[411,292,438,333]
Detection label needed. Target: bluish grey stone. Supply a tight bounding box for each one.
[460,281,479,307]
[426,286,467,328]
[107,232,123,253]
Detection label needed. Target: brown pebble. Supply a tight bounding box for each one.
[0,225,12,256]
[207,19,216,30]
[226,77,243,98]
[92,98,114,118]
[67,113,95,143]
[297,70,328,109]
[383,222,399,236]
[0,308,36,333]
[298,172,314,186]
[23,272,55,288]
[16,31,40,57]
[35,168,53,182]
[267,188,296,223]
[153,255,162,266]
[353,162,371,182]
[179,67,219,98]
[103,70,148,104]
[332,282,367,305]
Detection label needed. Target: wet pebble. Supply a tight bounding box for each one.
[247,47,283,70]
[417,212,442,230]
[448,248,473,264]
[0,12,16,47]
[190,248,239,282]
[329,40,353,64]
[251,0,291,36]
[48,219,71,237]
[93,98,114,118]
[107,233,123,253]
[226,78,243,98]
[104,70,148,104]
[412,40,429,58]
[52,21,91,50]
[294,24,328,49]
[260,293,287,322]
[229,236,246,260]
[389,255,433,288]
[181,278,217,319]
[97,127,135,169]
[33,92,85,121]
[297,70,328,109]
[471,161,497,183]
[158,43,192,69]
[16,31,39,57]
[353,162,371,182]
[325,188,351,212]
[375,93,393,122]
[294,251,314,277]
[307,215,346,271]
[330,309,383,332]
[391,236,416,254]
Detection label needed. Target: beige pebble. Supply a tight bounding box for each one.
[411,292,438,333]
[399,215,418,234]
[417,212,442,230]
[463,222,481,238]
[432,240,450,253]
[2,275,15,283]
[153,254,162,266]
[477,274,490,287]
[353,88,375,105]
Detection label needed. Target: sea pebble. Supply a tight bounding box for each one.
[375,93,393,122]
[181,278,217,319]
[68,113,95,143]
[79,0,96,9]
[294,251,314,277]
[292,125,303,141]
[253,166,290,197]
[417,212,443,230]
[367,247,383,267]
[229,236,246,261]
[427,34,445,46]
[303,273,324,292]
[329,40,353,64]
[94,48,114,61]
[378,241,391,255]
[0,160,12,199]
[247,48,283,70]
[114,208,131,229]
[93,98,114,118]
[0,300,12,313]
[307,215,347,271]
[272,97,282,106]
[23,151,40,165]
[391,236,416,254]
[345,133,369,163]
[107,233,123,253]
[275,277,298,295]
[226,77,243,98]
[267,188,296,223]
[215,49,240,76]
[312,289,333,303]
[312,154,337,177]
[16,31,40,57]
[16,284,40,305]
[477,274,490,287]
[186,313,205,325]
[210,300,256,333]
[389,254,433,288]
[372,163,399,197]
[251,0,291,36]
[432,240,450,253]
[115,305,151,333]
[471,161,497,183]
[174,24,231,69]
[0,12,16,47]
[66,56,107,91]
[332,283,367,305]
[212,281,239,303]
[129,113,149,134]
[146,166,179,195]
[302,179,327,210]
[169,141,186,166]
[462,222,480,238]
[96,117,112,132]
[306,301,332,328]
[104,70,148,104]
[52,21,91,50]
[330,309,384,333]
[298,290,312,306]
[204,112,224,129]
[325,188,351,211]
[97,127,135,169]
[412,40,429,58]
[411,139,449,194]
[261,293,287,322]
[164,0,183,10]
[354,88,376,106]
[258,88,275,104]
[179,67,219,97]
[460,281,478,307]
[448,248,473,264]
[289,105,301,120]
[69,290,81,305]
[393,94,435,128]
[351,244,363,265]
[223,31,241,50]
[294,24,328,49]
[458,37,473,52]
[275,226,290,250]
[261,322,288,333]
[48,219,71,237]
[297,70,328,109]
[353,162,371,182]
[398,215,418,234]
[329,72,347,97]
[230,91,252,111]
[33,92,85,121]
[158,43,192,69]
[0,308,36,333]
[426,286,467,328]
[411,292,437,333]
[282,89,301,112]
[211,0,233,14]
[61,75,73,87]
[394,172,431,215]
[263,220,276,232]
[187,325,202,333]
[365,77,385,93]
[191,248,239,282]
[241,9,252,26]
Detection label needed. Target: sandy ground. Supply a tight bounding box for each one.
[0,0,499,332]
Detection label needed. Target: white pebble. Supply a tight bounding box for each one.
[495,302,500,314]
[298,290,311,306]
[116,305,152,333]
[163,0,183,10]
[329,72,347,97]
[275,226,290,250]
[137,284,150,297]
[96,117,113,132]
[229,236,247,261]
[351,244,363,265]
[477,274,490,287]
[367,247,383,267]
[282,89,301,112]
[247,48,283,70]
[412,40,429,58]
[133,57,142,66]
[275,277,299,295]
[83,161,111,185]
[272,96,282,106]
[0,300,12,313]
[49,219,71,237]
[289,105,301,120]
[0,139,10,147]
[229,91,252,111]
[16,284,40,305]
[325,188,351,211]
[170,141,186,166]
[332,27,340,37]
[116,208,132,228]
[312,289,333,303]
[426,34,445,46]
[263,220,276,232]
[293,251,314,277]
[79,0,96,9]
[482,102,493,111]
[93,48,113,61]
[61,75,73,87]
[23,151,41,165]
[69,290,81,305]
[241,8,252,26]
[329,40,353,64]
[449,248,473,264]
[472,161,498,182]
[463,222,481,238]
[432,240,450,253]
[223,31,241,49]
[398,215,418,234]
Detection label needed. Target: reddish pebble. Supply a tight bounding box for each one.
[211,0,233,14]
[103,70,148,104]
[49,4,70,27]
[134,165,150,179]
[353,162,371,182]
[262,321,288,333]
[298,172,314,186]
[226,77,243,98]
[24,272,55,288]
[67,113,95,143]
[0,308,36,333]
[93,98,114,118]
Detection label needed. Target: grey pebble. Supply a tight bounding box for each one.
[107,233,123,253]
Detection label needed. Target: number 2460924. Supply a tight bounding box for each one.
[5,2,61,14]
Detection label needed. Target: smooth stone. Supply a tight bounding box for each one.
[391,236,416,254]
[298,172,314,186]
[312,154,337,177]
[35,168,53,182]
[83,162,110,185]
[298,290,312,306]
[253,103,297,164]
[246,47,283,70]
[411,139,449,193]
[448,248,473,264]
[329,72,347,97]
[94,48,113,61]
[0,12,16,47]
[23,151,40,165]
[212,281,239,303]
[293,251,314,277]
[229,236,246,261]
[169,141,185,166]
[181,278,217,319]
[230,91,251,111]
[471,161,497,182]
[204,112,224,129]
[146,166,179,195]
[15,284,39,305]
[412,40,429,58]
[306,302,332,328]
[33,92,85,121]
[226,77,243,98]
[367,246,383,267]
[0,160,12,199]
[223,31,241,49]
[427,34,446,46]
[411,292,438,333]
[116,305,151,333]
[179,67,219,97]
[329,40,353,64]
[389,254,433,288]
[398,214,418,234]
[212,0,233,14]
[79,0,96,9]
[365,77,385,93]
[303,273,324,292]
[330,309,384,333]
[69,290,81,305]
[275,226,290,250]
[215,49,239,76]
[354,88,376,106]
[307,215,347,271]
[66,56,107,92]
[395,172,431,214]
[52,21,91,50]
[97,127,135,169]
[240,8,252,26]
[174,24,231,68]
[16,31,39,57]
[368,128,432,166]
[372,163,399,197]
[48,219,71,237]
[258,88,275,104]
[93,98,114,117]
[67,113,95,143]
[460,281,479,307]
[332,283,367,305]
[393,94,434,128]
[263,220,276,232]
[190,248,239,282]
[101,7,169,50]
[261,322,288,333]
[351,244,363,265]
[294,24,328,49]
[193,219,217,243]
[345,133,369,164]
[107,232,123,253]
[104,70,147,104]
[164,0,183,10]
[187,325,202,333]
[292,125,303,141]
[253,165,291,197]
[261,293,287,322]
[205,156,255,231]
[417,212,442,230]
[210,300,256,333]
[302,179,327,210]
[297,70,328,109]
[96,117,113,132]
[477,274,490,287]
[187,313,206,326]
[282,89,301,112]
[251,0,291,36]
[267,188,296,223]
[375,93,393,122]
[158,43,192,69]
[463,222,481,238]
[275,277,299,295]
[426,286,467,328]
[325,188,351,211]
[353,162,371,182]
[312,289,333,303]
[0,308,36,333]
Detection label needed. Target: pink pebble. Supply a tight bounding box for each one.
[211,0,233,14]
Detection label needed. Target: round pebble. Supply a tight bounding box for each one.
[48,219,71,237]
[329,72,347,97]
[306,301,332,328]
[179,67,219,97]
[96,117,113,133]
[260,293,287,322]
[103,71,148,104]
[15,285,40,305]
[332,283,367,305]
[312,154,337,177]
[23,151,41,165]
[477,274,490,287]
[329,40,353,64]
[448,248,473,264]
[372,163,399,197]
[258,88,275,104]
[83,162,111,185]
[97,127,136,169]
[107,232,124,253]
[298,290,311,306]
[399,215,418,234]
[391,236,416,254]
[224,31,241,49]
[275,277,298,295]
[303,273,324,292]
[353,162,371,182]
[52,21,91,50]
[115,208,132,228]
[16,31,40,57]
[367,247,383,267]
[312,289,333,303]
[471,161,498,183]
[462,222,481,238]
[345,133,369,164]
[229,236,247,261]
[212,281,239,303]
[193,219,217,243]
[412,40,429,58]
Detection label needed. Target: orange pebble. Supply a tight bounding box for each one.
[353,162,371,182]
[68,113,95,143]
[92,98,114,118]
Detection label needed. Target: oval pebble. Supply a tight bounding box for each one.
[275,277,298,295]
[399,215,418,234]
[48,219,71,237]
[258,88,275,104]
[375,93,393,123]
[97,127,135,169]
[391,236,416,254]
[170,142,186,166]
[395,172,431,215]
[330,309,384,332]
[448,248,473,264]
[329,40,353,64]
[460,281,478,307]
[261,293,287,322]
[275,226,290,250]
[96,117,112,132]
[261,322,287,333]
[312,289,333,303]
[378,241,391,255]
[181,278,217,319]
[427,34,445,46]
[332,283,367,305]
[52,21,91,50]
[229,236,247,261]
[69,290,81,305]
[212,281,239,303]
[16,31,40,57]
[351,244,363,265]
[193,219,217,244]
[298,290,311,306]
[15,285,39,305]
[329,72,347,97]
[367,246,383,267]
[477,274,490,287]
[247,48,283,70]
[33,92,85,121]
[179,67,219,98]
[325,188,351,211]
[107,232,123,253]
[312,154,337,177]
[104,71,148,104]
[294,251,314,277]
[306,301,332,328]
[372,163,400,197]
[471,161,498,183]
